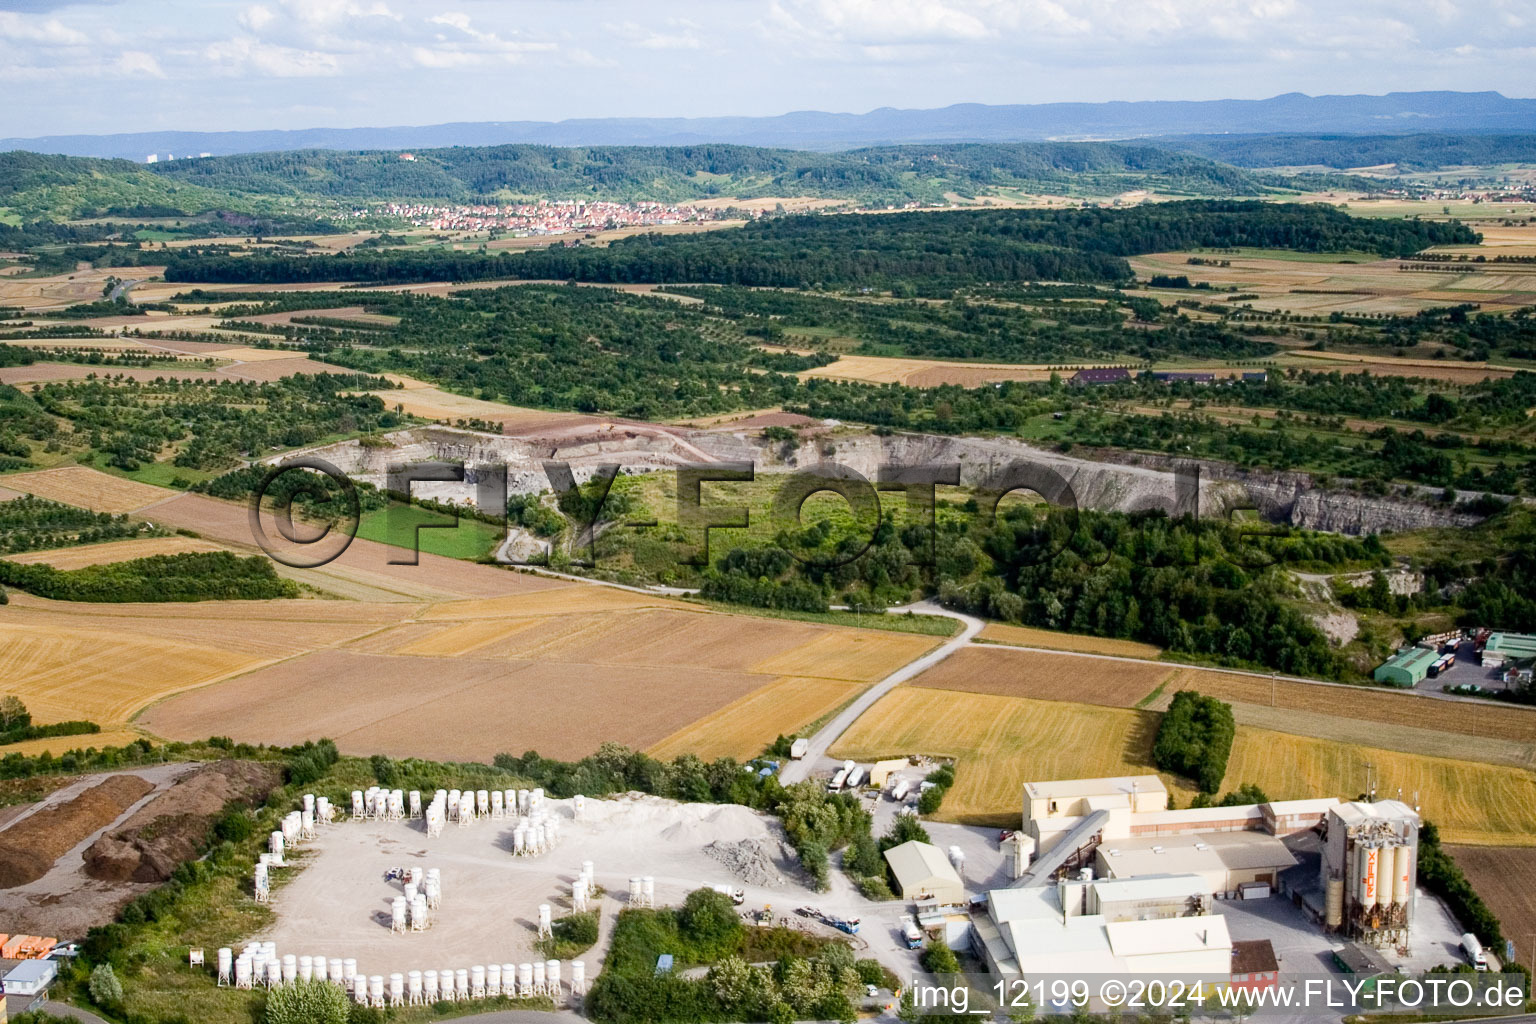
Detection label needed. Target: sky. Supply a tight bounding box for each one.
[2,0,1534,138]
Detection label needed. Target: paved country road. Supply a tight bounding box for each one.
[779,600,984,785]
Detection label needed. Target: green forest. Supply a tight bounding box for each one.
[0,550,300,602]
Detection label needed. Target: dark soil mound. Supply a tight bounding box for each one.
[0,774,155,889]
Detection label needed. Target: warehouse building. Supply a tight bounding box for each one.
[1484,632,1536,664]
[1373,647,1438,687]
[975,875,1232,981]
[884,840,965,905]
[1097,830,1298,895]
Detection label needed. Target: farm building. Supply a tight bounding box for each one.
[975,877,1232,982]
[1070,367,1131,386]
[884,840,965,904]
[867,758,911,789]
[1373,647,1438,687]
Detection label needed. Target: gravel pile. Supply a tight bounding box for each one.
[703,837,795,888]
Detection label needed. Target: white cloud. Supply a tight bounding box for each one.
[0,11,88,46]
[116,50,166,77]
[238,5,276,32]
[204,36,342,77]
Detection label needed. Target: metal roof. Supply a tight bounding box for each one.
[883,840,962,890]
[1105,915,1231,958]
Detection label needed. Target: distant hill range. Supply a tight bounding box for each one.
[6,91,1536,161]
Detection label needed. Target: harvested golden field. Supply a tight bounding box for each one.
[136,648,772,762]
[750,629,939,682]
[421,586,691,621]
[0,730,145,757]
[648,676,864,761]
[800,355,1077,387]
[392,617,542,657]
[830,689,1198,825]
[9,535,228,569]
[1227,703,1536,772]
[911,645,1170,707]
[1,466,172,513]
[0,619,267,726]
[1222,728,1536,846]
[1159,668,1536,745]
[1285,351,1515,383]
[978,624,1162,659]
[1444,847,1536,941]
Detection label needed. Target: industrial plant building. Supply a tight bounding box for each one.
[974,776,1424,984]
[1373,647,1438,686]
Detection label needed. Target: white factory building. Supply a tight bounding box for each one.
[975,775,1420,983]
[1013,775,1337,896]
[975,874,1232,980]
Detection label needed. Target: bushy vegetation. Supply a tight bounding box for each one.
[536,909,600,960]
[1151,691,1236,793]
[0,495,169,554]
[0,550,300,602]
[585,888,863,1024]
[918,763,955,815]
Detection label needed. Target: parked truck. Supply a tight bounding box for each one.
[829,768,848,791]
[789,738,809,760]
[1462,933,1488,971]
[900,915,923,949]
[709,884,746,905]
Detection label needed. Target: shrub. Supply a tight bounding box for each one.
[213,808,254,843]
[88,962,123,1008]
[921,941,960,975]
[856,874,894,901]
[264,978,350,1024]
[1151,690,1235,793]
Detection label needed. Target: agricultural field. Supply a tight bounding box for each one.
[354,505,505,562]
[799,355,1075,386]
[648,675,865,761]
[7,535,228,569]
[1443,846,1536,944]
[910,645,1171,707]
[832,682,1536,842]
[1222,727,1536,846]
[0,466,172,514]
[1156,668,1536,745]
[976,623,1163,659]
[830,689,1199,825]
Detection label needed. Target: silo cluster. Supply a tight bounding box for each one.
[1321,800,1419,949]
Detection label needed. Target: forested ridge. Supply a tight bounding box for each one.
[1152,132,1536,171]
[162,201,1477,290]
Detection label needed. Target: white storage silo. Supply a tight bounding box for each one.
[487,962,502,996]
[317,796,333,824]
[391,896,407,933]
[368,974,385,1008]
[628,877,642,904]
[303,793,315,813]
[454,968,469,1000]
[531,787,544,808]
[513,826,527,855]
[262,941,276,960]
[234,954,253,990]
[409,790,422,818]
[502,789,515,818]
[572,877,588,912]
[426,879,441,910]
[282,812,300,842]
[1377,844,1398,906]
[1357,844,1380,908]
[389,972,404,1007]
[538,903,552,937]
[440,966,457,1002]
[471,964,486,998]
[518,962,534,996]
[532,959,546,994]
[408,970,423,1005]
[642,876,655,907]
[282,954,297,984]
[328,958,343,985]
[476,790,490,817]
[502,963,517,998]
[448,789,462,821]
[300,809,315,839]
[423,969,439,1001]
[404,880,418,903]
[582,859,594,889]
[573,794,586,819]
[265,959,281,989]
[411,893,428,930]
[1393,842,1413,906]
[343,958,358,989]
[571,960,586,995]
[217,947,233,986]
[269,830,285,866]
[547,959,561,995]
[352,790,365,819]
[517,789,530,815]
[298,955,313,982]
[491,790,505,819]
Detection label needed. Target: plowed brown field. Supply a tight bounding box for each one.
[910,645,1170,707]
[1444,846,1536,941]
